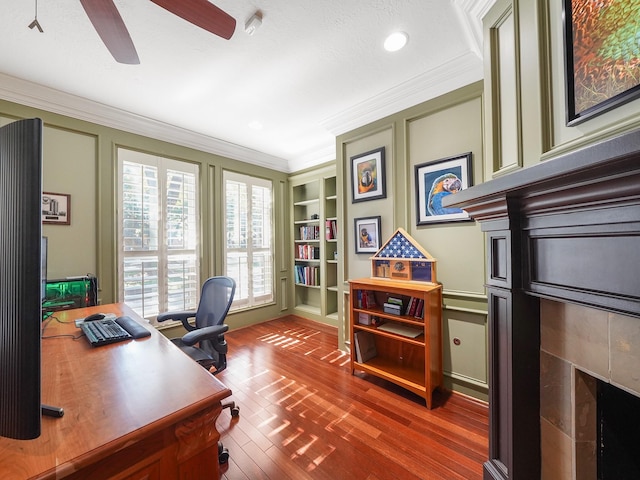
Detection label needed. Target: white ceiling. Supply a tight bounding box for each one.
[0,0,493,172]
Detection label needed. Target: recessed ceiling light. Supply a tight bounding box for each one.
[384,32,408,52]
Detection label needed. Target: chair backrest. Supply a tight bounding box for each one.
[194,276,236,329]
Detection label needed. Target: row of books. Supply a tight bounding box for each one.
[325,219,338,240]
[294,265,319,286]
[404,296,425,319]
[355,290,377,309]
[297,244,319,260]
[357,290,424,319]
[299,225,320,240]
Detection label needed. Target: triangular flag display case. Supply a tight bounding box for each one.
[370,228,437,283]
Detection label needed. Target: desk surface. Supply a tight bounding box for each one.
[0,303,231,480]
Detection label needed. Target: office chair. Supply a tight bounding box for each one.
[157,276,239,463]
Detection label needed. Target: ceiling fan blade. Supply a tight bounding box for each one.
[150,0,236,40]
[80,0,140,64]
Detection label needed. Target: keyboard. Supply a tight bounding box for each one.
[81,318,132,347]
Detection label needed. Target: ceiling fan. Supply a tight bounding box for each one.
[79,0,236,65]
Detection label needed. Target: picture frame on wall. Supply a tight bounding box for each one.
[351,147,386,203]
[42,192,71,225]
[415,152,472,225]
[354,216,381,254]
[563,0,640,125]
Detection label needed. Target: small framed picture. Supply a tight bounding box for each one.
[42,192,71,225]
[354,216,381,254]
[351,147,386,203]
[415,152,472,225]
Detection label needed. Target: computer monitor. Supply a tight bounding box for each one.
[0,118,43,440]
[42,236,48,302]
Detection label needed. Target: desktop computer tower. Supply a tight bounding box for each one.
[43,276,98,312]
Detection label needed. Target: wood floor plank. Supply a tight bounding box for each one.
[216,316,488,480]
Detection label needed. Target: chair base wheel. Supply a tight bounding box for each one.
[218,448,229,464]
[218,442,229,464]
[231,405,240,417]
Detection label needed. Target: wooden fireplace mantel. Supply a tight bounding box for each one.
[444,128,640,479]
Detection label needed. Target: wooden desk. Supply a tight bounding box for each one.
[0,303,231,480]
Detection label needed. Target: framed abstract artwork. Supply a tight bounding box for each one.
[414,152,472,225]
[563,0,640,125]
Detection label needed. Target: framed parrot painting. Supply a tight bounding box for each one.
[414,152,472,225]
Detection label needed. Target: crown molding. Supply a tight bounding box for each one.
[454,0,497,55]
[288,143,336,172]
[320,51,483,136]
[0,73,291,172]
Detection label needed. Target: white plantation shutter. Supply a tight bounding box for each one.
[165,169,198,312]
[251,184,273,300]
[224,171,273,309]
[118,149,199,323]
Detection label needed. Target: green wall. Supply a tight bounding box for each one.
[0,100,290,330]
[484,0,640,177]
[336,81,489,400]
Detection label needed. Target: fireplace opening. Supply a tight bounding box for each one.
[598,381,640,479]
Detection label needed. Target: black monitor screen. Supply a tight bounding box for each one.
[41,236,47,302]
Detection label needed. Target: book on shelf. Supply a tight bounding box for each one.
[404,297,424,318]
[299,225,320,240]
[386,296,403,307]
[383,302,402,315]
[357,290,377,309]
[405,297,418,316]
[354,331,377,363]
[358,312,372,325]
[294,265,319,286]
[297,244,319,260]
[414,298,424,319]
[325,219,338,240]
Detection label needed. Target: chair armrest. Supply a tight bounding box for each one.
[156,310,197,332]
[181,324,229,346]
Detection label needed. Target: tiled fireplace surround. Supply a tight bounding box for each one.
[445,128,640,479]
[540,300,640,479]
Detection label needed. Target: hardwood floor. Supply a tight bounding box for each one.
[215,316,488,480]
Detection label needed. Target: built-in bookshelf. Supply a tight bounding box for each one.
[349,277,442,408]
[290,165,338,323]
[323,174,338,321]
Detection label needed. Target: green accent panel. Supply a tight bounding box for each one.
[442,307,488,386]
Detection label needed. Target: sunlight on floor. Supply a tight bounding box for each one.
[258,326,351,367]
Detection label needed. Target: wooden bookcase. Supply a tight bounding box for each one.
[349,277,443,408]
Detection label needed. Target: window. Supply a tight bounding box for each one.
[117,149,199,323]
[224,171,273,309]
